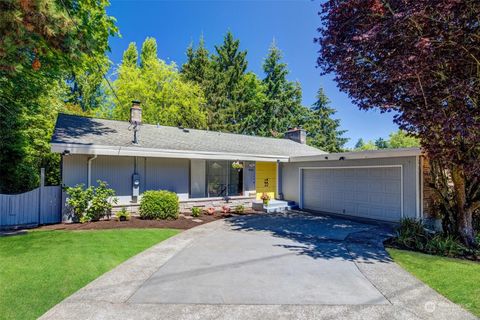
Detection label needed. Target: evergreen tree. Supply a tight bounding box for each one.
[214,31,248,94]
[375,137,389,149]
[304,87,348,152]
[355,138,365,149]
[262,41,303,134]
[182,36,212,85]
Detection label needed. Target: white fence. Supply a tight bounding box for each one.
[0,169,62,228]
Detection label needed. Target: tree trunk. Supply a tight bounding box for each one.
[451,166,477,247]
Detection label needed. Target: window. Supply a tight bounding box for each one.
[206,160,243,197]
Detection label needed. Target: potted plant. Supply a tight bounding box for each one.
[261,193,270,206]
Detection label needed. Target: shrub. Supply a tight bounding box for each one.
[425,234,467,257]
[234,205,245,214]
[65,184,93,221]
[191,207,201,217]
[115,208,131,221]
[205,207,215,215]
[139,190,179,220]
[65,180,117,223]
[86,181,117,221]
[394,218,429,250]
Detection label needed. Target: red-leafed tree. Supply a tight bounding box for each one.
[316,0,479,247]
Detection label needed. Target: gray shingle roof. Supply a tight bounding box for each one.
[51,114,326,157]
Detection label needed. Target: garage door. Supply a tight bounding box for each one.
[302,167,402,222]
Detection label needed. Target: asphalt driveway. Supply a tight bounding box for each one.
[41,212,476,320]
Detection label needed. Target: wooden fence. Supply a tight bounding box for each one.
[0,169,62,229]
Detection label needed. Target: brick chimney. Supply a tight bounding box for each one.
[130,100,142,125]
[284,127,306,144]
[130,100,141,144]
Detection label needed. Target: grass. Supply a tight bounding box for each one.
[387,248,480,317]
[0,228,179,320]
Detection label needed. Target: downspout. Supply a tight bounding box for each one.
[87,155,98,187]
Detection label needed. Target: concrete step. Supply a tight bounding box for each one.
[252,200,297,213]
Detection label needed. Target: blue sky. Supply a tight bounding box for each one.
[106,0,398,148]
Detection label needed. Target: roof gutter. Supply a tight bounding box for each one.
[290,147,422,162]
[51,143,292,163]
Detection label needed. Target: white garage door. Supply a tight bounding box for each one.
[302,167,402,222]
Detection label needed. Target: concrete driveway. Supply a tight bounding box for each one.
[41,212,475,320]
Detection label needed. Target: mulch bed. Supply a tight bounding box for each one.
[38,210,261,231]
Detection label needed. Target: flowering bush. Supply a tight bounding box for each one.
[221,205,231,214]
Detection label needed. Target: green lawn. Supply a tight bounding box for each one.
[387,248,480,317]
[0,228,179,320]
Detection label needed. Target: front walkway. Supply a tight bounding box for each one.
[41,212,476,320]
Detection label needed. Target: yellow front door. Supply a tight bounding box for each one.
[255,162,277,200]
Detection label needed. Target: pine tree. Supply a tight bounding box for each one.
[355,138,365,149]
[206,32,248,131]
[304,87,348,152]
[262,41,303,134]
[375,137,389,149]
[182,36,211,84]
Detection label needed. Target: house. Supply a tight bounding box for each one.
[51,101,426,222]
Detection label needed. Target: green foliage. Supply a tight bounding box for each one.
[86,181,118,221]
[234,205,245,214]
[115,208,131,221]
[393,218,475,258]
[139,190,179,220]
[304,87,348,152]
[191,207,201,217]
[395,218,430,250]
[388,130,420,148]
[65,180,117,222]
[110,39,207,129]
[261,41,304,135]
[375,137,389,149]
[354,138,378,151]
[425,234,467,257]
[65,184,93,221]
[0,0,117,193]
[353,130,420,151]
